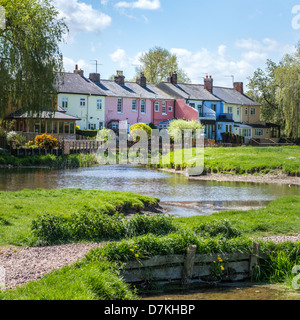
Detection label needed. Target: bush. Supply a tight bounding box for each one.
[194,219,242,239]
[130,123,152,137]
[35,134,58,149]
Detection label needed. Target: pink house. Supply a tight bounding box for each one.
[90,71,175,131]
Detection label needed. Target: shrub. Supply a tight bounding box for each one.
[194,219,242,239]
[130,123,152,137]
[35,134,58,149]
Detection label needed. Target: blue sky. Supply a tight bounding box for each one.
[54,0,300,89]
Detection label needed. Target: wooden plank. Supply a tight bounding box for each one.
[125,255,185,269]
[250,242,260,278]
[182,245,197,284]
[122,266,183,283]
[194,253,250,264]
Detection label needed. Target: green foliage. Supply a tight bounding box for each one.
[194,219,242,239]
[137,47,191,85]
[0,0,68,116]
[76,129,98,139]
[130,123,152,137]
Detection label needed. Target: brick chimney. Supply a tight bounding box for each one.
[168,72,178,85]
[74,64,84,77]
[204,75,213,93]
[136,73,147,87]
[233,82,244,94]
[89,73,100,83]
[114,70,125,85]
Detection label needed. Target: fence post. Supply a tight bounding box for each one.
[182,245,197,285]
[250,242,260,279]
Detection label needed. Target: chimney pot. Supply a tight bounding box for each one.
[136,72,146,87]
[114,70,125,85]
[204,75,213,93]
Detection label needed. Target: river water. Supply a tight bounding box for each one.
[0,165,299,216]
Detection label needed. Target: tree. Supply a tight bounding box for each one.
[247,42,300,139]
[0,0,68,117]
[136,47,191,85]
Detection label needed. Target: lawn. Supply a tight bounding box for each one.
[0,189,159,246]
[160,146,300,176]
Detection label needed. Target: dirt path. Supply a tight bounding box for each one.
[0,243,104,290]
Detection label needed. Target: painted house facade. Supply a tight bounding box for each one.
[89,71,175,131]
[56,67,106,131]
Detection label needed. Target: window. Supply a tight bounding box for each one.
[117,98,123,113]
[237,108,240,116]
[168,106,173,112]
[189,103,195,109]
[212,104,217,112]
[62,97,68,109]
[241,128,251,137]
[97,99,102,110]
[154,102,159,112]
[80,98,86,107]
[99,122,104,130]
[251,108,256,115]
[218,124,222,131]
[228,107,233,114]
[245,107,248,115]
[89,123,96,130]
[226,125,232,133]
[141,100,146,114]
[255,128,263,136]
[132,99,137,111]
[162,102,167,115]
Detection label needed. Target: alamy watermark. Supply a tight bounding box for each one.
[292,5,300,30]
[96,128,205,176]
[0,5,5,30]
[292,265,300,290]
[0,265,5,290]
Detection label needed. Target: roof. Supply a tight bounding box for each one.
[212,86,260,106]
[56,73,107,96]
[157,82,221,101]
[5,108,81,121]
[93,80,174,100]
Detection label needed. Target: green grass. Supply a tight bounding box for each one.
[174,196,300,238]
[159,146,300,176]
[0,189,159,246]
[0,153,98,168]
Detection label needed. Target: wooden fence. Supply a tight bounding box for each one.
[122,243,263,287]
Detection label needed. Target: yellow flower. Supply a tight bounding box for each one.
[221,265,224,271]
[135,254,139,258]
[134,246,137,248]
[130,249,134,252]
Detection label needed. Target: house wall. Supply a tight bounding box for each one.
[242,105,261,124]
[152,100,175,126]
[175,99,199,121]
[57,93,105,130]
[251,127,272,140]
[223,104,243,123]
[105,97,152,128]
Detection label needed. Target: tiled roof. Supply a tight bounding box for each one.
[156,82,221,101]
[5,108,81,121]
[56,73,107,96]
[93,80,174,100]
[212,86,260,106]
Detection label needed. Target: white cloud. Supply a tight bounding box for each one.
[110,49,129,68]
[115,0,161,10]
[53,0,112,35]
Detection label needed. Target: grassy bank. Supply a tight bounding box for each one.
[0,153,98,169]
[0,189,160,246]
[1,191,300,299]
[158,146,300,176]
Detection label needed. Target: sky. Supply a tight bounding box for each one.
[53,0,300,89]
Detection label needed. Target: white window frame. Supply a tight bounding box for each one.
[117,98,123,114]
[88,123,96,130]
[141,100,146,114]
[168,105,173,112]
[132,99,137,112]
[162,102,167,115]
[255,128,264,136]
[245,107,248,115]
[62,97,68,109]
[97,99,102,110]
[80,98,86,107]
[228,106,233,114]
[154,102,159,112]
[237,108,240,116]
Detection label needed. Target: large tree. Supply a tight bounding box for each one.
[247,42,300,139]
[0,0,68,116]
[136,47,191,85]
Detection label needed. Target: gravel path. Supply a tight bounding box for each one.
[0,243,104,290]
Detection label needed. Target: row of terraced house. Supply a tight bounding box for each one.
[5,65,281,144]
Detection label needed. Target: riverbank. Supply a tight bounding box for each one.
[159,168,300,186]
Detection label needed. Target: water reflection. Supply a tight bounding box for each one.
[0,165,299,216]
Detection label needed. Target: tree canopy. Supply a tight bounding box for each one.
[0,0,68,117]
[247,42,300,139]
[136,47,191,85]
